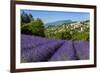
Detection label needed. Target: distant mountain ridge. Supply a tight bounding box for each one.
[45,20,72,27]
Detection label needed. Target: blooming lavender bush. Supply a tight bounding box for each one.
[73,41,89,60]
[49,40,77,61]
[21,35,65,62]
[21,34,51,50]
[21,34,90,63]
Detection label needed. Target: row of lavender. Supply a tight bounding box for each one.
[21,34,89,63]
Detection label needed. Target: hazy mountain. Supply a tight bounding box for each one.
[45,20,72,27]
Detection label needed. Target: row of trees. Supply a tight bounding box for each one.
[21,11,45,37]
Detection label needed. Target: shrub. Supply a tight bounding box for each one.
[21,18,45,37]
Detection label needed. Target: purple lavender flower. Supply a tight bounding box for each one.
[21,34,51,50]
[21,37,65,62]
[21,34,90,63]
[49,40,77,61]
[73,41,89,60]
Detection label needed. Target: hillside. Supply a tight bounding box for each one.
[45,21,90,40]
[45,20,72,27]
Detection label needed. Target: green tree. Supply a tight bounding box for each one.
[29,13,34,21]
[21,18,45,37]
[21,12,34,25]
[21,11,31,24]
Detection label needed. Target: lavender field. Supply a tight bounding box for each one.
[21,34,89,63]
[21,10,90,63]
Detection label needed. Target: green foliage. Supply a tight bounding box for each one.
[72,31,89,41]
[29,13,34,21]
[45,21,89,41]
[21,11,34,25]
[21,18,45,37]
[20,11,89,41]
[52,33,63,39]
[62,31,72,40]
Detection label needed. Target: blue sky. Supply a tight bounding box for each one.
[21,9,90,24]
